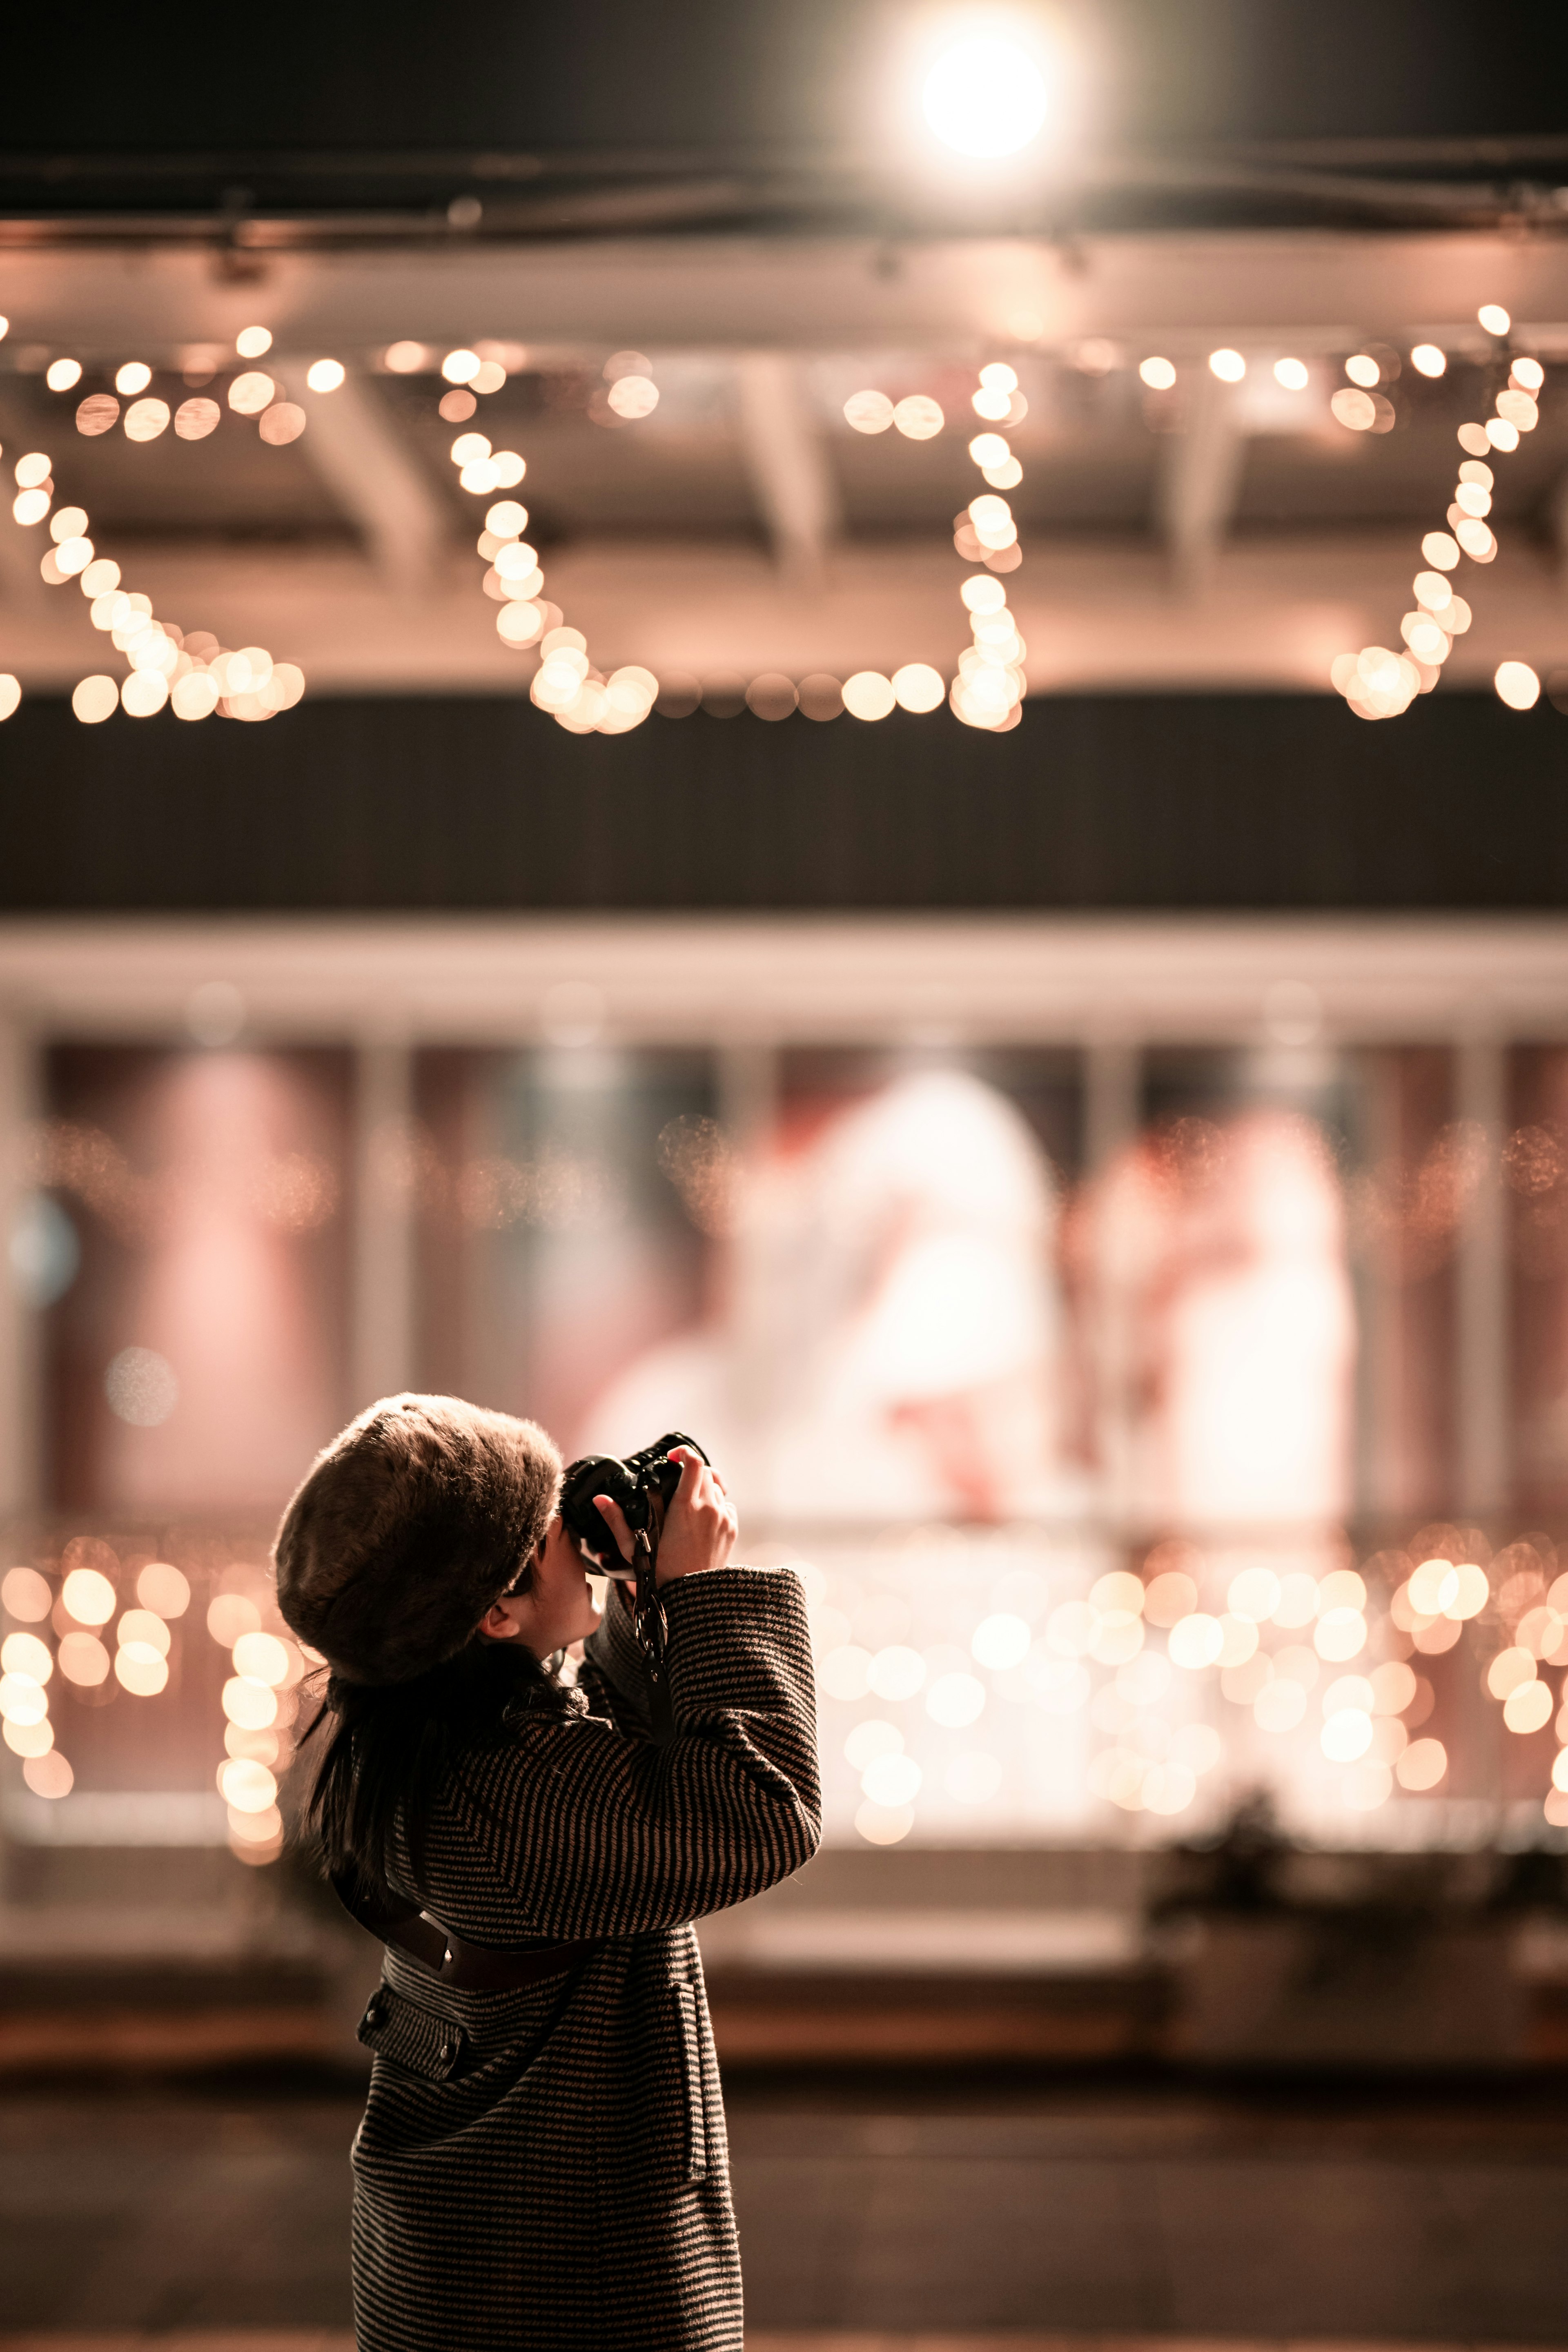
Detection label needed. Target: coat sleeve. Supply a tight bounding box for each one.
[422,1566,822,1942]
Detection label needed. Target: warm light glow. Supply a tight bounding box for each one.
[1504,1678,1552,1733]
[1208,348,1246,382]
[922,38,1049,158]
[442,349,482,385]
[116,1609,170,1658]
[1478,303,1511,336]
[114,1644,168,1696]
[1,1566,51,1621]
[305,359,346,394]
[607,374,659,420]
[1168,1613,1223,1670]
[71,675,119,726]
[222,1675,280,1731]
[1396,1737,1447,1790]
[892,394,944,440]
[61,1567,116,1625]
[1487,417,1521,451]
[1495,387,1539,432]
[174,397,221,441]
[1139,356,1176,391]
[842,671,897,721]
[0,1672,47,1726]
[56,1631,109,1686]
[960,573,1007,615]
[1496,660,1541,711]
[1273,357,1309,390]
[79,557,120,597]
[114,361,152,395]
[450,431,490,467]
[259,403,307,446]
[232,1629,292,1686]
[13,489,48,527]
[23,1751,71,1799]
[383,341,428,374]
[76,393,119,436]
[968,432,1011,468]
[1421,531,1461,571]
[1410,343,1446,377]
[1512,356,1545,392]
[236,326,274,359]
[844,389,894,433]
[486,498,528,537]
[227,372,275,416]
[489,450,526,488]
[218,1755,278,1812]
[1344,354,1380,386]
[892,662,946,713]
[497,602,544,648]
[207,1592,261,1646]
[171,672,221,722]
[124,398,170,442]
[862,1751,922,1806]
[45,359,81,392]
[136,1566,190,1624]
[1331,388,1376,431]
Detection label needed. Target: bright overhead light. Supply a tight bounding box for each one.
[923,37,1049,158]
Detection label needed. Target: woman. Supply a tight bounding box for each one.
[274,1392,820,2352]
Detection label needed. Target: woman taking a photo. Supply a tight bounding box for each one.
[274,1393,820,2352]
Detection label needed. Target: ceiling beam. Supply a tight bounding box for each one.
[274,361,449,590]
[732,353,841,590]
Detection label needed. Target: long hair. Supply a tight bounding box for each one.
[301,1626,570,1894]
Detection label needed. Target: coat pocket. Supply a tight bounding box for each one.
[357,1984,468,2082]
[672,1980,708,2184]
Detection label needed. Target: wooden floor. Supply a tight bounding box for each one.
[5,2340,1562,2351]
[6,2077,1568,2344]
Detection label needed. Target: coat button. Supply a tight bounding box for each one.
[438,2036,458,2070]
[364,1992,388,2027]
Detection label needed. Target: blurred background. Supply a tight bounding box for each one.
[7,3,1568,2346]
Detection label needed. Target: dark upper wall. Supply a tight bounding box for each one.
[2,690,1565,913]
[9,0,1568,157]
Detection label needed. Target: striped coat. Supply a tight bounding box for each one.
[349,1566,820,2352]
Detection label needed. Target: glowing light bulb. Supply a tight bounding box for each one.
[1478,303,1511,337]
[1208,348,1246,382]
[922,38,1049,158]
[1495,660,1541,710]
[305,359,345,393]
[1410,343,1447,377]
[236,325,273,359]
[1138,356,1176,391]
[1273,357,1309,390]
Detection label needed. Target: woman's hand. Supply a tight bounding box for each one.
[593,1447,738,1588]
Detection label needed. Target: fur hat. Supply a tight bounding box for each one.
[273,1394,562,1685]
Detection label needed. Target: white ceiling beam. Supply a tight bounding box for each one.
[732,353,842,589]
[1156,373,1247,596]
[2,231,1568,357]
[273,361,448,590]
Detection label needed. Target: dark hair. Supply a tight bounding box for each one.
[301,1621,570,1893]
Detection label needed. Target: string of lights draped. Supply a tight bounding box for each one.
[1323,303,1550,722]
[7,1521,1568,1857]
[0,301,1552,740]
[0,320,305,726]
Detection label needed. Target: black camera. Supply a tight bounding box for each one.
[559,1431,709,1583]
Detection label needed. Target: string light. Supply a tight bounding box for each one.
[1331,325,1545,722]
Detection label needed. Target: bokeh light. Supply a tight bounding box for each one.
[922,37,1049,158]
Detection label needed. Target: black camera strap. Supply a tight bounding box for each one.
[628,1525,676,1745]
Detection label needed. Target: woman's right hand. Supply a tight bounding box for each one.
[592,1447,738,1587]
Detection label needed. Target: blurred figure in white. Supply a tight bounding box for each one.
[583,1068,1084,1524]
[1073,1107,1354,1528]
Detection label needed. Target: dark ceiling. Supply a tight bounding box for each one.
[6,2,1568,239]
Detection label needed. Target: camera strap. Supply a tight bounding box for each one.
[330,1866,599,1993]
[629,1525,676,1745]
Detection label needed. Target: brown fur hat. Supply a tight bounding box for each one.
[273,1394,562,1685]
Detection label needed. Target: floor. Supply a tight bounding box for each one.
[1,2074,1565,2343]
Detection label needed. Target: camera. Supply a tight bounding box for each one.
[559,1431,709,1583]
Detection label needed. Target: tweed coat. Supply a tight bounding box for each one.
[347,1564,820,2352]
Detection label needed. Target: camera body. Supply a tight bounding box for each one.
[559,1431,709,1581]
